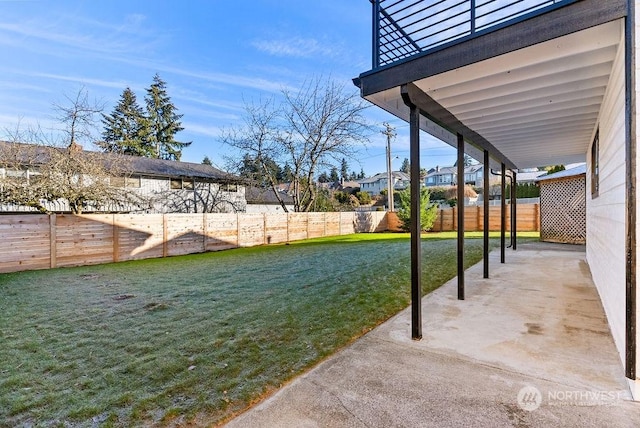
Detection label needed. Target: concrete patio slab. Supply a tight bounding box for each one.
[224,242,640,427]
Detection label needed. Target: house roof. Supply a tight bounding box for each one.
[245,186,294,205]
[0,141,239,182]
[536,164,587,182]
[425,165,482,178]
[515,169,548,183]
[358,171,410,184]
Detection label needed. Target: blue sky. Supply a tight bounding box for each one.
[0,0,458,177]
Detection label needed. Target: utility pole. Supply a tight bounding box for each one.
[382,122,396,211]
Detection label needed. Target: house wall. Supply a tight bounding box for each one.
[134,177,247,213]
[586,33,627,370]
[0,176,248,214]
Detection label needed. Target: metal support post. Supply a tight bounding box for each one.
[500,163,506,263]
[457,133,465,300]
[483,150,489,278]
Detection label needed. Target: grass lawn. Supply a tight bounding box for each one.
[0,232,536,426]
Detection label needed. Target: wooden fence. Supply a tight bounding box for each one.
[387,203,540,232]
[0,211,388,273]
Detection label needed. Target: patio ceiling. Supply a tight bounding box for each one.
[361,19,623,169]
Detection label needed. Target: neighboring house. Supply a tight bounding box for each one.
[355,0,640,397]
[425,164,483,187]
[358,171,410,196]
[0,141,246,213]
[245,187,294,213]
[425,165,544,187]
[114,155,246,213]
[515,168,548,184]
[319,180,361,193]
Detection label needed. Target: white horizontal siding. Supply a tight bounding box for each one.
[587,35,626,367]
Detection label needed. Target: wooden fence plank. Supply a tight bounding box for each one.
[0,209,406,273]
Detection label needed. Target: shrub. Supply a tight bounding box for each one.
[356,191,372,205]
[396,187,438,232]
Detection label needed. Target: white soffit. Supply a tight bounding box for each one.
[366,19,623,169]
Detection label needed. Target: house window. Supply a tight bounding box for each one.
[111,176,141,188]
[111,176,126,187]
[170,178,183,189]
[221,183,238,192]
[170,178,194,190]
[591,129,599,198]
[126,176,141,188]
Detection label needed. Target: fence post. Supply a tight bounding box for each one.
[535,203,540,232]
[112,214,119,263]
[453,206,457,231]
[264,213,268,245]
[324,212,327,237]
[162,214,168,257]
[286,212,290,242]
[203,213,208,252]
[237,212,241,247]
[49,213,57,269]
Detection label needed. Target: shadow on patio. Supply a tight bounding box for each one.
[225,242,640,427]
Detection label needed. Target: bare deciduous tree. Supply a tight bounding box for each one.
[53,86,105,150]
[0,89,148,214]
[222,76,371,212]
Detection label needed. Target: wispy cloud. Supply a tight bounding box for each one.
[22,71,137,90]
[182,122,223,139]
[0,12,160,61]
[252,36,337,58]
[119,59,297,94]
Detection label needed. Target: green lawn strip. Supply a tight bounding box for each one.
[0,233,531,426]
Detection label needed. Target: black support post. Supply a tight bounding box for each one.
[512,170,517,250]
[500,163,506,264]
[483,150,489,278]
[408,97,422,340]
[372,0,380,69]
[625,0,637,380]
[457,133,465,300]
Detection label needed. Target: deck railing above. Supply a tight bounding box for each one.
[371,0,575,69]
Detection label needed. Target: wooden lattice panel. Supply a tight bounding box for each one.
[540,176,586,244]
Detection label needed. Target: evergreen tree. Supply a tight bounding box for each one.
[202,156,213,166]
[400,157,410,173]
[100,87,152,156]
[358,168,366,179]
[340,158,349,181]
[239,154,284,186]
[318,171,330,183]
[145,74,190,160]
[282,163,293,182]
[329,166,340,182]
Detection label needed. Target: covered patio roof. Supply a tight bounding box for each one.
[354,0,626,170]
